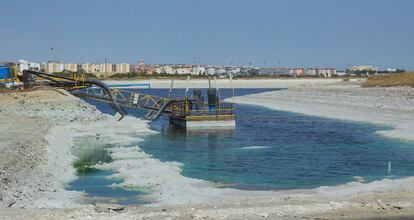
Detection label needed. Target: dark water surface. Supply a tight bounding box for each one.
[69,88,414,201]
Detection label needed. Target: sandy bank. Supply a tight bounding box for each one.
[0,90,106,208]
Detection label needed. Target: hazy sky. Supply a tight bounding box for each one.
[1,0,413,69]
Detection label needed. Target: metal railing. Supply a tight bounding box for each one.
[171,102,235,117]
[77,87,170,111]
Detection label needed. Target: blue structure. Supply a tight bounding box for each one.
[0,63,16,83]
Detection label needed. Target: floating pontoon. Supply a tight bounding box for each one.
[169,89,236,129]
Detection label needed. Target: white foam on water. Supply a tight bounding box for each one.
[241,146,271,150]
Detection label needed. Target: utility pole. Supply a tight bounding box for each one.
[105,58,107,78]
[347,56,352,75]
[192,56,200,66]
[51,32,60,62]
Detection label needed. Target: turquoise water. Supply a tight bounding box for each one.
[71,88,414,200]
[69,170,147,205]
[142,104,414,190]
[67,136,148,205]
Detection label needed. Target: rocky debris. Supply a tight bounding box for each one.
[392,205,404,210]
[0,131,49,207]
[377,199,388,210]
[94,203,126,213]
[0,91,106,123]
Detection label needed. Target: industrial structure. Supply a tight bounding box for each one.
[169,89,235,128]
[15,70,236,129]
[0,62,18,85]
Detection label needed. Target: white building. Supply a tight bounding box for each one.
[99,63,113,75]
[18,60,41,71]
[320,68,335,77]
[351,65,377,72]
[155,67,163,74]
[306,68,336,77]
[228,67,241,75]
[387,68,397,72]
[18,60,29,71]
[192,66,205,75]
[64,63,78,72]
[162,66,174,74]
[205,67,215,75]
[155,66,173,75]
[81,63,99,74]
[174,67,192,75]
[29,62,41,70]
[215,68,226,75]
[45,61,64,73]
[114,63,130,73]
[306,68,318,76]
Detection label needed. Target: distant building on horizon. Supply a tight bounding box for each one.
[45,61,63,73]
[64,63,78,72]
[205,67,216,76]
[258,67,290,76]
[386,68,397,73]
[290,68,305,76]
[306,68,336,77]
[18,59,41,72]
[192,66,205,75]
[98,63,113,76]
[115,63,130,74]
[351,65,378,72]
[9,59,407,77]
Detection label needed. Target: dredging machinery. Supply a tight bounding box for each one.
[18,70,236,129]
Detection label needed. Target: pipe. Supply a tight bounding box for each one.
[23,70,127,117]
[84,78,127,116]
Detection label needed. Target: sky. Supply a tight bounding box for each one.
[1,0,414,69]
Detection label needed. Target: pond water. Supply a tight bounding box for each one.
[67,88,414,203]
